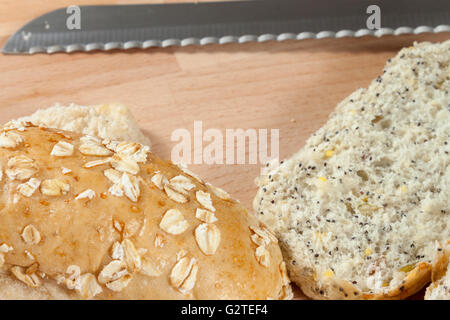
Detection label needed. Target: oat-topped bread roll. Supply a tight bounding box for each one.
[254,41,450,299]
[7,103,150,147]
[0,125,291,300]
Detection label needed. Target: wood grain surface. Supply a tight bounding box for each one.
[0,0,449,299]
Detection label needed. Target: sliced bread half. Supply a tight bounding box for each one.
[254,41,450,299]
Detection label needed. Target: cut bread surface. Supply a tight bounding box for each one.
[8,103,150,147]
[254,41,450,299]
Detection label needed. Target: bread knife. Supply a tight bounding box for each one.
[2,0,450,55]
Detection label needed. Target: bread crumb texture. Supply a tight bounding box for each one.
[0,126,291,300]
[254,40,450,299]
[8,103,150,147]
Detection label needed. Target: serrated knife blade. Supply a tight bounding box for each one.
[2,0,450,55]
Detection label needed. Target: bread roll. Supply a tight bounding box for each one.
[0,124,291,300]
[254,40,449,299]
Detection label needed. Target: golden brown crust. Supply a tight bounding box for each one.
[0,125,291,300]
[362,262,432,300]
[291,263,431,300]
[283,244,432,300]
[425,240,450,298]
[430,241,450,283]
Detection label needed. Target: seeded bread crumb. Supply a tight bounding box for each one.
[254,40,450,299]
[8,103,150,147]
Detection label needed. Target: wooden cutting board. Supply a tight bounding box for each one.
[0,0,448,299]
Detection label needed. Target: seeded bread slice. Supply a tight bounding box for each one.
[425,241,450,300]
[254,40,450,299]
[8,103,150,147]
